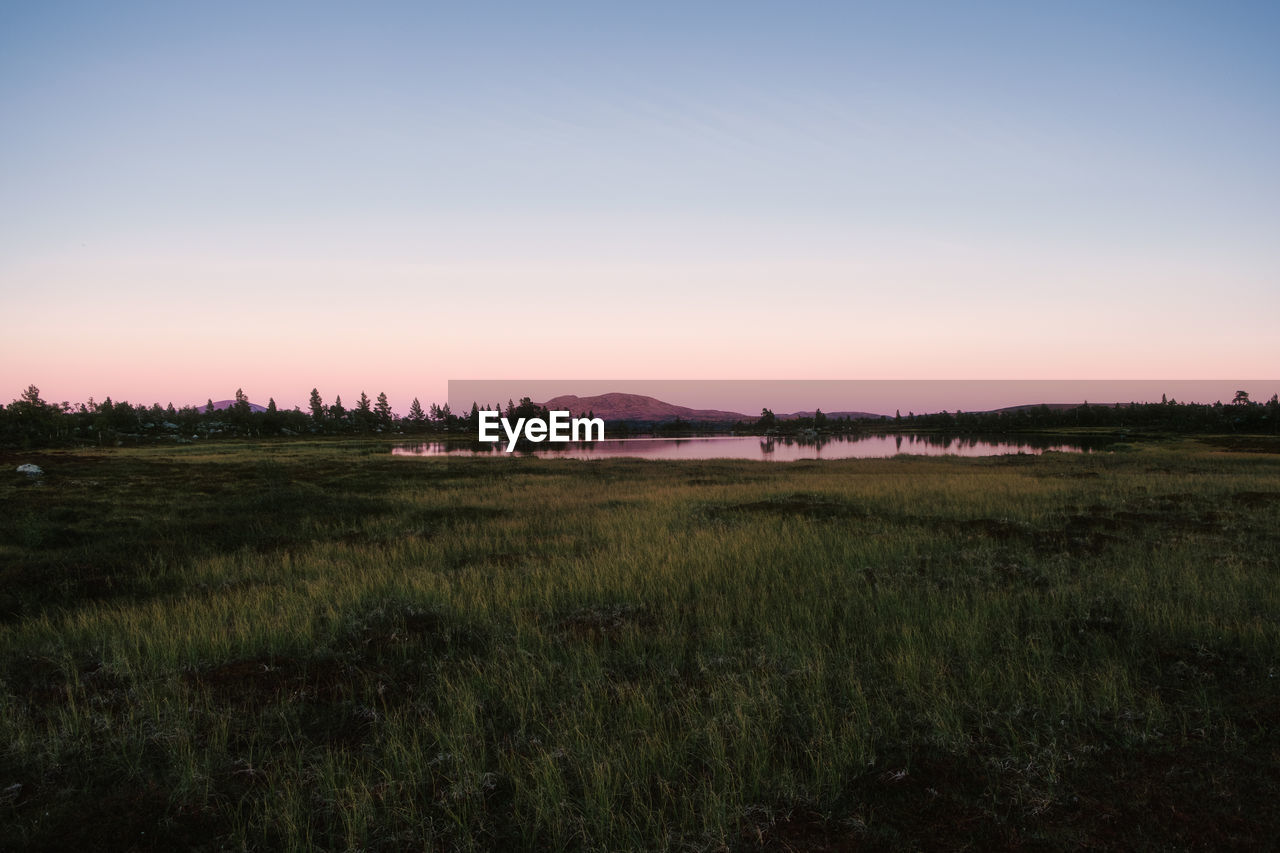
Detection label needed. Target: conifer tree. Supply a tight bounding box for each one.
[407,398,426,432]
[353,391,373,432]
[375,392,393,429]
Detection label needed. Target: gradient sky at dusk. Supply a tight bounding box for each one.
[2,1,1277,412]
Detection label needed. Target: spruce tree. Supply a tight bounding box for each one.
[407,398,426,432]
[375,392,393,429]
[354,391,373,432]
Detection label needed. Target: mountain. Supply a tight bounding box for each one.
[776,410,886,421]
[537,393,893,422]
[528,392,1113,423]
[200,399,269,413]
[540,393,749,423]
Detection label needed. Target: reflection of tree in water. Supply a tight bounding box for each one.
[762,433,833,450]
[877,433,1096,452]
[393,430,1106,458]
[760,432,1101,454]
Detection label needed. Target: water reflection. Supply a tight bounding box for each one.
[392,433,1102,461]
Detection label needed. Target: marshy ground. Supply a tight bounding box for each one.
[1,437,1278,850]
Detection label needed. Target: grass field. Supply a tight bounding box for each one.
[2,438,1278,851]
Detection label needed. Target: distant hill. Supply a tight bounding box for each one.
[776,410,885,421]
[540,393,749,423]
[984,403,1114,414]
[538,393,889,423]
[518,393,1126,424]
[199,399,269,414]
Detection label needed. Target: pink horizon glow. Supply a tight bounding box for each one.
[4,221,1278,415]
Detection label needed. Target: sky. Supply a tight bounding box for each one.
[2,1,1277,413]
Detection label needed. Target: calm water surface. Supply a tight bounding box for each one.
[392,433,1099,461]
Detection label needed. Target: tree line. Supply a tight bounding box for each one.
[738,392,1280,436]
[3,385,1277,448]
[0,385,518,448]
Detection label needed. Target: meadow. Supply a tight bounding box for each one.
[1,437,1278,850]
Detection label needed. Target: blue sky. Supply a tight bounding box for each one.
[2,1,1277,409]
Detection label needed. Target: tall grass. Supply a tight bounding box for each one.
[1,439,1277,849]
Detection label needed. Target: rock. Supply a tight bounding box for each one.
[16,464,42,476]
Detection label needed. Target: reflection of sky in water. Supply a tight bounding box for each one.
[392,434,1095,461]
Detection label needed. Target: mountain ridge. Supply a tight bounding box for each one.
[540,393,748,422]
[538,393,888,422]
[533,392,1111,423]
[197,399,270,414]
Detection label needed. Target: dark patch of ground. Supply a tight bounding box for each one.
[737,739,1280,852]
[948,495,1231,558]
[1,779,225,853]
[737,747,1008,852]
[341,599,492,660]
[1046,744,1280,851]
[555,603,653,641]
[182,655,351,708]
[1230,490,1280,508]
[684,474,767,487]
[701,487,1252,562]
[710,493,866,522]
[4,654,134,715]
[1200,435,1280,454]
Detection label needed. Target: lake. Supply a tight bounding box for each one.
[392,433,1102,461]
